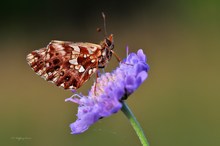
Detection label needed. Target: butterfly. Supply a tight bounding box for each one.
[26,33,116,89]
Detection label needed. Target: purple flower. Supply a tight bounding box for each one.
[65,49,149,134]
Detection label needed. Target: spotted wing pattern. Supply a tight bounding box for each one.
[26,40,102,89]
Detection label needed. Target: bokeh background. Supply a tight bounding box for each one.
[0,0,220,146]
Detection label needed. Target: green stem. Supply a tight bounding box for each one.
[121,102,149,146]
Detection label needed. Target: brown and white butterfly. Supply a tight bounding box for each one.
[26,34,117,89]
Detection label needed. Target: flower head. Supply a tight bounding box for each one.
[65,49,149,134]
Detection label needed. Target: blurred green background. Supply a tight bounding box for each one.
[0,0,220,146]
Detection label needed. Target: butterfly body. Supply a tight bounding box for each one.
[26,34,114,89]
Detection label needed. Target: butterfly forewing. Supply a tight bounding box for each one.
[27,40,101,89]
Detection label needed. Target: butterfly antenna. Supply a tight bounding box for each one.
[102,12,108,37]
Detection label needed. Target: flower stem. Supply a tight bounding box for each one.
[121,102,149,146]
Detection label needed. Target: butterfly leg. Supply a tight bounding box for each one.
[93,59,100,96]
[110,50,122,62]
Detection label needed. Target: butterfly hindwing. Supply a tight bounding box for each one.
[27,41,101,89]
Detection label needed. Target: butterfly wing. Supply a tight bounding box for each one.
[26,40,101,89]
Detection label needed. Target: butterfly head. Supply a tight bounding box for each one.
[98,34,114,68]
[104,34,114,50]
